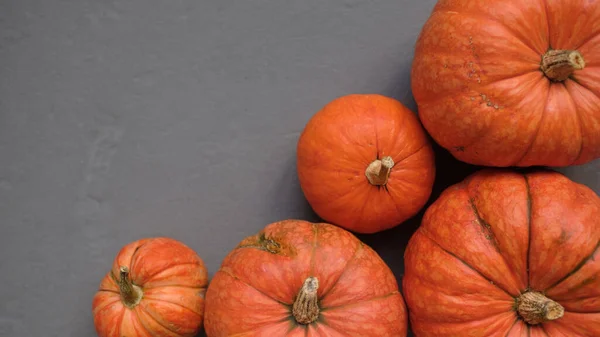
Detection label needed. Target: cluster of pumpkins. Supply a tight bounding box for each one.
[92,1,600,336]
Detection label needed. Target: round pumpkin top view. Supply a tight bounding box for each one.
[203,219,408,337]
[411,0,600,167]
[296,94,436,234]
[402,169,600,336]
[92,237,209,337]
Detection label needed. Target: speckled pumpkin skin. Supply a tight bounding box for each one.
[412,0,600,167]
[296,94,436,233]
[403,169,600,336]
[92,237,208,337]
[204,219,408,336]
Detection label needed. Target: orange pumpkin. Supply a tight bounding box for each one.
[403,169,600,336]
[411,0,600,167]
[296,94,436,233]
[92,237,208,337]
[204,219,408,336]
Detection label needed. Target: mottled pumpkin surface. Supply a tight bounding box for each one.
[204,219,407,337]
[412,0,600,167]
[296,94,435,233]
[92,237,208,337]
[403,169,600,336]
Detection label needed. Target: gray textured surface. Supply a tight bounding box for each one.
[0,1,598,336]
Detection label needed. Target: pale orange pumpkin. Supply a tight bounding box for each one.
[403,169,600,336]
[411,0,600,167]
[204,219,408,336]
[92,237,208,337]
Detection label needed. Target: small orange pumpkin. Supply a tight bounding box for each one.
[296,94,436,233]
[92,237,208,337]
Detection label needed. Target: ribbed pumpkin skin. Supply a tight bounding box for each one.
[92,237,208,337]
[296,94,436,233]
[204,219,408,337]
[412,0,600,167]
[402,169,600,336]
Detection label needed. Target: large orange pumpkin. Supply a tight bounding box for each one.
[92,237,208,337]
[296,94,436,233]
[402,169,600,336]
[204,219,408,336]
[411,0,600,167]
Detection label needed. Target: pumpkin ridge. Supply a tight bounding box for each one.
[542,0,552,49]
[382,183,404,220]
[544,241,600,293]
[128,309,154,337]
[410,311,513,325]
[142,297,203,319]
[570,71,600,98]
[118,308,128,337]
[318,243,364,302]
[355,185,375,228]
[524,174,533,288]
[514,82,552,166]
[138,301,186,335]
[309,223,318,276]
[127,240,149,277]
[576,30,600,51]
[319,290,400,312]
[433,72,546,161]
[142,283,207,290]
[566,83,585,164]
[228,317,293,337]
[468,196,526,289]
[419,228,514,297]
[133,306,174,337]
[97,287,119,294]
[372,104,381,161]
[540,324,550,336]
[142,262,204,284]
[503,318,520,337]
[217,268,291,306]
[469,198,500,247]
[380,106,405,162]
[310,320,346,336]
[93,296,123,315]
[393,142,429,168]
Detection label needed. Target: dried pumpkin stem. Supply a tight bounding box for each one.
[118,266,143,308]
[292,277,320,324]
[541,49,585,82]
[365,156,394,186]
[516,291,564,325]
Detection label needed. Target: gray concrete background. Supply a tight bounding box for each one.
[0,1,597,336]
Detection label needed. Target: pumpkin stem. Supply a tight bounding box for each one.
[118,266,143,308]
[516,291,564,325]
[541,49,585,82]
[292,277,320,325]
[365,156,394,186]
